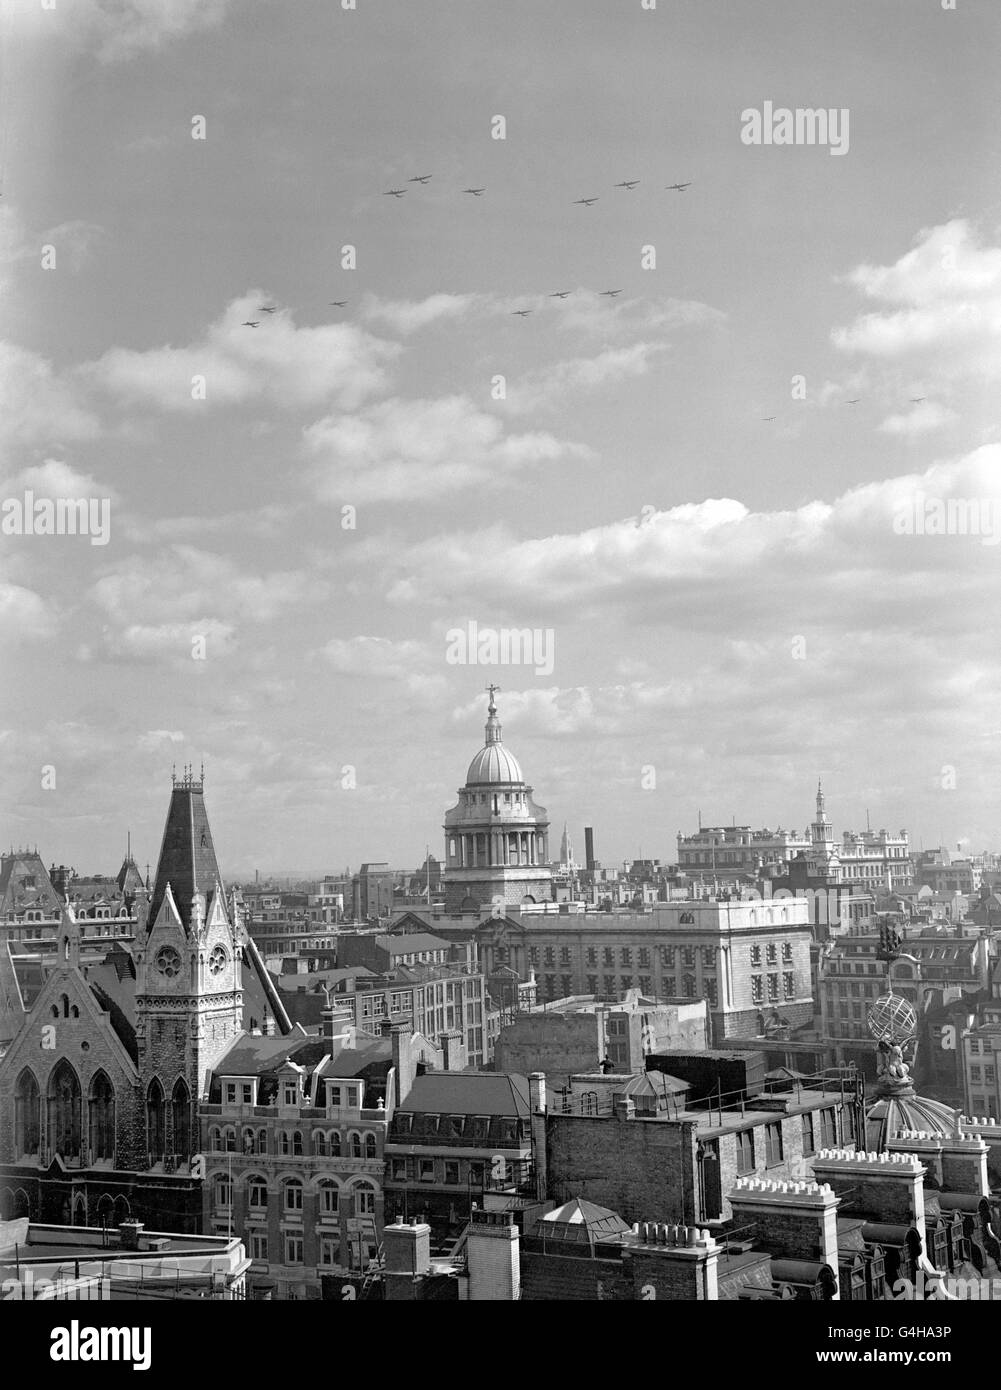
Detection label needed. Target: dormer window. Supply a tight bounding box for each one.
[283,1082,298,1106]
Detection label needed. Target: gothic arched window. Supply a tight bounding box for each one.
[146,1079,165,1163]
[47,1060,82,1160]
[14,1069,40,1156]
[365,1133,377,1159]
[172,1079,191,1160]
[88,1071,115,1162]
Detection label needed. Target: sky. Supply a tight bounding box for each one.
[1,0,1000,878]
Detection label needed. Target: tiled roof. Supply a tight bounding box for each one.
[212,1031,321,1077]
[147,783,227,934]
[396,1071,530,1117]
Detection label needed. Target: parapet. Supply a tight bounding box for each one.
[813,1147,924,1175]
[730,1177,835,1205]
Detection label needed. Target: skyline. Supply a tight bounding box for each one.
[2,0,1001,871]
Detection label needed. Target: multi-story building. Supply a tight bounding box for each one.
[960,957,1001,1122]
[383,1070,534,1243]
[396,897,814,1043]
[442,689,552,911]
[494,992,708,1086]
[915,849,982,897]
[676,826,810,882]
[352,864,394,923]
[199,1007,414,1299]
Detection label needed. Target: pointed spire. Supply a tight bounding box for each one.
[484,684,502,745]
[147,773,227,935]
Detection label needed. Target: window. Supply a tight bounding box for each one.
[214,1174,233,1208]
[971,1066,982,1082]
[225,1083,237,1105]
[638,947,650,967]
[603,976,615,996]
[702,947,715,968]
[320,1236,338,1267]
[350,1133,363,1158]
[391,1158,408,1181]
[819,1108,838,1148]
[660,946,675,966]
[528,947,540,968]
[284,1235,304,1265]
[586,976,598,994]
[320,1183,339,1215]
[419,1158,435,1182]
[603,948,614,967]
[801,1112,815,1156]
[735,1129,755,1175]
[248,1177,268,1209]
[586,947,597,966]
[544,947,555,967]
[355,1186,376,1216]
[751,976,763,1004]
[783,972,794,1000]
[621,975,634,992]
[224,1127,237,1153]
[283,1180,303,1212]
[765,1122,784,1166]
[766,943,777,965]
[682,946,696,968]
[279,1130,291,1156]
[663,976,677,996]
[250,1233,268,1261]
[705,978,717,1006]
[620,948,632,966]
[767,974,779,1002]
[750,944,762,967]
[986,1066,996,1085]
[283,1083,298,1106]
[683,974,696,999]
[781,942,793,963]
[560,947,572,966]
[639,976,653,996]
[444,1160,460,1185]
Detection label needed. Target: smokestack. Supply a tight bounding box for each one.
[584,828,595,872]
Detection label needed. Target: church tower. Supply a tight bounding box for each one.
[442,688,552,912]
[135,769,243,1144]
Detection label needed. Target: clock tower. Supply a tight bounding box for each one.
[135,769,243,1154]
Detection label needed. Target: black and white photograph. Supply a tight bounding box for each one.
[0,0,998,1352]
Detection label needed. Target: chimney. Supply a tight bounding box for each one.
[624,1222,720,1300]
[440,1029,466,1073]
[119,1220,145,1252]
[614,1097,635,1123]
[322,1000,355,1059]
[810,1148,926,1228]
[528,1073,548,1201]
[390,1024,416,1106]
[940,1121,991,1196]
[886,1130,944,1188]
[466,1209,521,1301]
[383,1219,432,1301]
[728,1178,840,1278]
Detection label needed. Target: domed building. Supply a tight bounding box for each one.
[862,992,964,1153]
[442,688,552,912]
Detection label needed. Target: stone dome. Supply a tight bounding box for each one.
[465,742,524,786]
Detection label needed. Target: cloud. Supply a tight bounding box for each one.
[3,0,254,63]
[0,582,56,643]
[359,293,484,335]
[0,342,101,450]
[376,445,1001,619]
[879,402,959,436]
[6,459,118,503]
[506,341,671,413]
[81,294,399,413]
[833,220,1001,381]
[303,394,592,503]
[318,635,427,679]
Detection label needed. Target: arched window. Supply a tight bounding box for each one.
[257,1128,268,1154]
[60,993,70,1018]
[243,1126,256,1155]
[88,1071,115,1162]
[224,1127,237,1153]
[14,1070,41,1156]
[214,1173,232,1209]
[283,1179,303,1212]
[113,1195,130,1221]
[365,1133,377,1159]
[330,1131,341,1158]
[679,912,695,925]
[247,1175,268,1209]
[172,1079,191,1160]
[319,1181,339,1216]
[350,1132,362,1159]
[314,1133,328,1156]
[146,1079,165,1163]
[209,1126,221,1151]
[354,1182,376,1217]
[292,1130,303,1157]
[97,1193,114,1226]
[279,1130,291,1156]
[47,1060,82,1160]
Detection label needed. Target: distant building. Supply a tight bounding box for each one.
[676,825,810,882]
[352,864,394,923]
[494,992,708,1087]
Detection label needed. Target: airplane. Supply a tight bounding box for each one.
[845,398,861,404]
[329,301,348,308]
[549,291,573,299]
[599,289,622,297]
[574,197,599,206]
[615,181,639,189]
[510,309,532,317]
[384,189,407,197]
[761,415,776,421]
[408,175,432,184]
[463,188,485,196]
[242,321,260,328]
[910,396,926,403]
[258,306,277,313]
[666,182,692,191]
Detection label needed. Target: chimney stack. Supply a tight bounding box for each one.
[390,1024,416,1106]
[383,1219,432,1301]
[728,1177,840,1279]
[466,1209,521,1301]
[810,1148,926,1228]
[623,1222,720,1300]
[528,1073,548,1201]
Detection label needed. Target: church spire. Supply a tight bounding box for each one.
[147,771,226,935]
